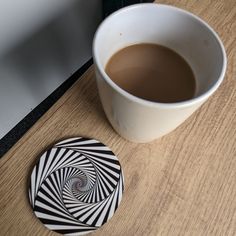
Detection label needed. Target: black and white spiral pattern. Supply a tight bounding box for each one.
[29,137,124,235]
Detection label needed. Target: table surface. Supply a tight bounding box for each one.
[1,1,236,235]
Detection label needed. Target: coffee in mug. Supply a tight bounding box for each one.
[105,43,196,103]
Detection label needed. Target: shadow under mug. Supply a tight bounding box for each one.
[93,3,227,142]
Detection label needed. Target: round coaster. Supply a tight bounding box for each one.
[29,137,124,235]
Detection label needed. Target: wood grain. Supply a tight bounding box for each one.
[0,1,236,235]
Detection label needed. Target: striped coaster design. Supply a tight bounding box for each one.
[29,137,124,235]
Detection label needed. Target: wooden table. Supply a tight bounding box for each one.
[1,1,236,235]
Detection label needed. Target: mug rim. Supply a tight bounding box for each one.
[93,3,227,109]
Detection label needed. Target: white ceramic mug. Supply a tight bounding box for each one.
[93,3,227,142]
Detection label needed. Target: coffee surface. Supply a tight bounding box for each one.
[105,43,196,103]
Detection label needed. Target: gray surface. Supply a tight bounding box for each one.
[0,0,75,55]
[0,0,102,139]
